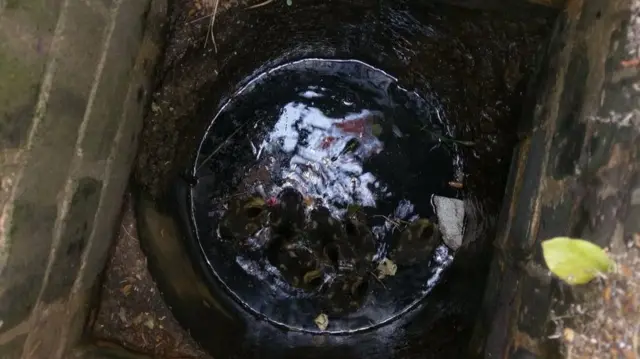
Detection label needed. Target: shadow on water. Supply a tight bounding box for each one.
[133,0,556,358]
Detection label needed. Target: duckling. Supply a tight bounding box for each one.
[343,209,377,265]
[218,196,269,243]
[320,273,370,315]
[274,242,326,291]
[307,206,345,248]
[269,187,306,235]
[389,218,441,266]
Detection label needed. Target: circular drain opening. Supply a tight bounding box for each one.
[189,58,467,333]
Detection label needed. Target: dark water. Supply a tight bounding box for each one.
[189,59,471,333]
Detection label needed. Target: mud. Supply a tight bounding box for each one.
[91,193,210,359]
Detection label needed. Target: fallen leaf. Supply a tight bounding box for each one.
[541,237,615,285]
[377,258,397,279]
[266,197,278,206]
[314,313,329,330]
[121,284,132,296]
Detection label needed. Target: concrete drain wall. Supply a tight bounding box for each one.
[0,0,639,359]
[0,0,166,358]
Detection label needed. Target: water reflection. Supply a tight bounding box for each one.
[191,59,463,333]
[260,100,387,217]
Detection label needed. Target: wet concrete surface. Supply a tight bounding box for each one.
[90,193,211,359]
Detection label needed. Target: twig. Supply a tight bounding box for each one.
[204,0,220,53]
[188,12,214,24]
[369,271,388,290]
[373,215,407,228]
[196,121,249,171]
[419,124,475,146]
[121,224,136,241]
[247,0,274,9]
[633,324,639,358]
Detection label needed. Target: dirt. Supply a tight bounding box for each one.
[551,238,640,359]
[90,192,211,359]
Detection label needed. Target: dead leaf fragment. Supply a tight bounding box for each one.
[448,181,463,189]
[377,258,397,279]
[603,285,612,303]
[563,328,575,343]
[144,317,155,330]
[314,313,329,331]
[121,284,132,296]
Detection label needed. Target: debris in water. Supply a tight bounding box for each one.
[433,196,465,251]
[377,258,397,279]
[336,118,367,135]
[314,313,329,330]
[371,123,383,137]
[266,197,278,206]
[320,136,336,149]
[448,181,463,189]
[303,196,315,207]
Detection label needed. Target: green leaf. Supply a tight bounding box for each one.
[371,123,383,137]
[541,237,615,285]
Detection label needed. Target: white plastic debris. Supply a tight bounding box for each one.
[433,196,465,251]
